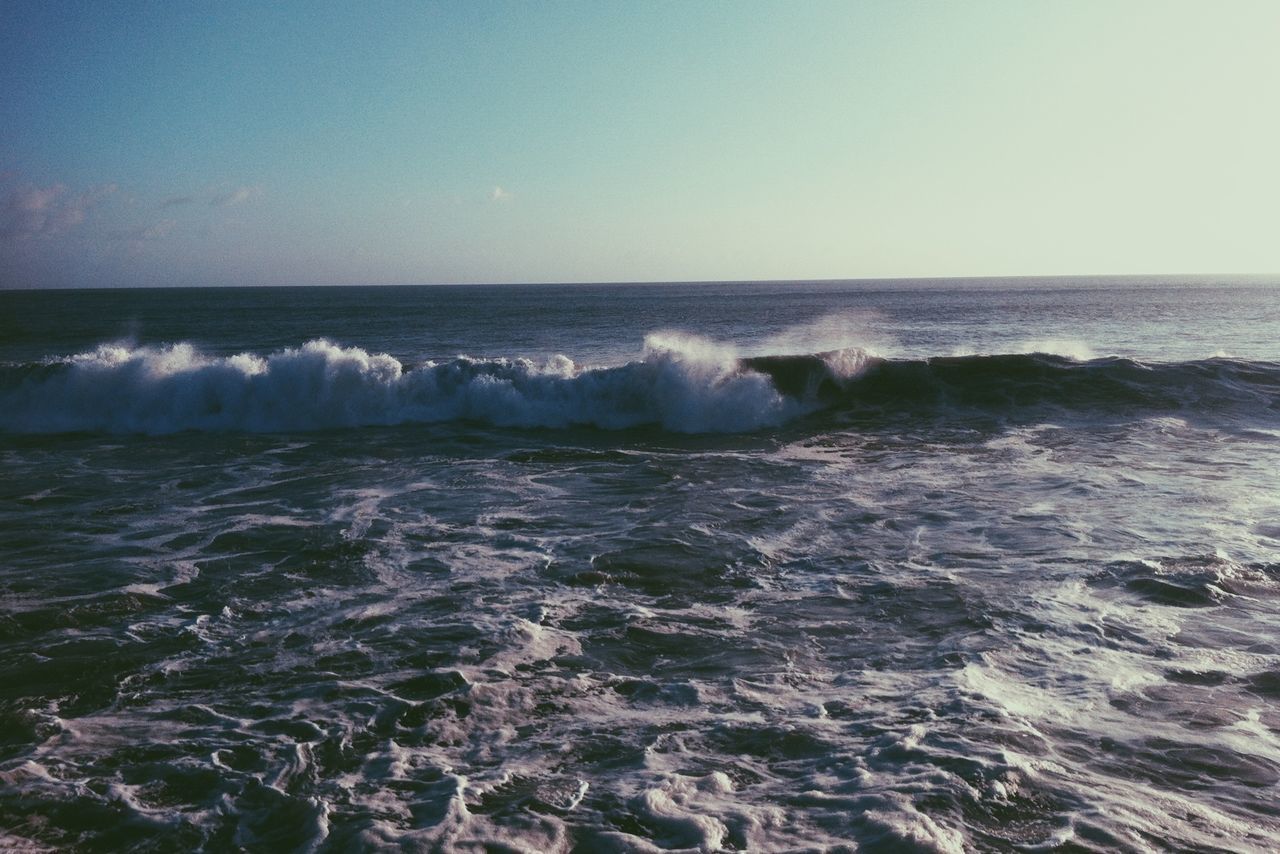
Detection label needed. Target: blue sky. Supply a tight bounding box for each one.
[2,0,1278,288]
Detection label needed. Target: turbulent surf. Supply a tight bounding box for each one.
[3,336,1277,435]
[2,280,1278,851]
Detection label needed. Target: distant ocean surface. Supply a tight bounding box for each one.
[2,279,1279,851]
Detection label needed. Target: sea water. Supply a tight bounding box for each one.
[1,279,1278,850]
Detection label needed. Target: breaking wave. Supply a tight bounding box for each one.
[1,335,1276,435]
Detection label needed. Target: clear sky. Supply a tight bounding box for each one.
[2,0,1278,288]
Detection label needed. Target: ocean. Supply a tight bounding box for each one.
[1,279,1278,851]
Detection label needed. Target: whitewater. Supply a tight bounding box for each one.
[1,279,1279,852]
[4,334,1276,436]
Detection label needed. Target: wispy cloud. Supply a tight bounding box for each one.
[210,185,263,207]
[109,219,176,242]
[490,185,513,203]
[108,218,177,255]
[160,194,194,209]
[1,182,117,241]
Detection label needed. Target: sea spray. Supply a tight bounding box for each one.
[2,336,1278,435]
[0,336,803,434]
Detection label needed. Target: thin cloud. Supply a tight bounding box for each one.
[490,185,513,203]
[109,219,176,242]
[1,182,117,241]
[108,218,177,256]
[210,185,263,207]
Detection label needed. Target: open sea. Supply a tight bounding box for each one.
[1,278,1279,852]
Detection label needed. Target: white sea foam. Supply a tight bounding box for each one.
[0,336,801,434]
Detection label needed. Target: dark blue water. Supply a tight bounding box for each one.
[2,280,1278,851]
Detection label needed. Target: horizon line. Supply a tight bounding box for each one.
[3,271,1278,293]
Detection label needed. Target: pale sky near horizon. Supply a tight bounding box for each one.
[2,0,1278,289]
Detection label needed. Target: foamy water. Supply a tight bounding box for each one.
[1,280,1278,851]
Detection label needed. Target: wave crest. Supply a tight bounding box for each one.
[0,338,802,435]
[2,338,1276,435]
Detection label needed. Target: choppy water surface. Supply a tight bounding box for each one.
[1,280,1279,851]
